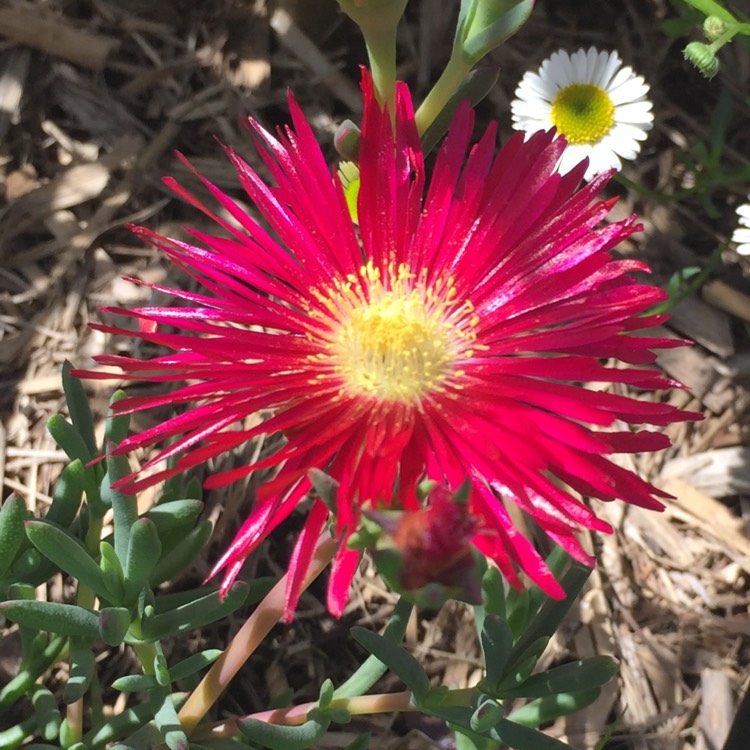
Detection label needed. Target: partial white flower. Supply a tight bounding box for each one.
[511,47,654,180]
[732,198,750,256]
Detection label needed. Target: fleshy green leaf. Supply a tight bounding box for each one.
[489,718,573,749]
[63,641,96,704]
[104,390,130,448]
[144,499,203,550]
[140,583,249,641]
[32,685,62,741]
[62,361,96,456]
[0,600,99,639]
[82,693,188,747]
[148,520,213,587]
[152,686,188,750]
[351,626,430,704]
[504,558,591,677]
[47,415,93,465]
[334,598,413,699]
[499,657,618,699]
[45,461,85,528]
[102,452,138,563]
[237,715,330,750]
[0,495,28,579]
[508,688,602,729]
[124,519,162,602]
[470,696,504,733]
[99,607,131,646]
[345,733,371,750]
[111,674,159,693]
[480,614,514,691]
[154,651,170,687]
[169,650,222,683]
[100,541,126,603]
[25,519,111,601]
[318,678,335,709]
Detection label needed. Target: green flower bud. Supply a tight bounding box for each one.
[703,15,729,41]
[684,41,720,79]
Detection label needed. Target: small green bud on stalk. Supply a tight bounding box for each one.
[684,41,720,79]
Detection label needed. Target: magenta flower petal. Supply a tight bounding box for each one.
[77,70,700,616]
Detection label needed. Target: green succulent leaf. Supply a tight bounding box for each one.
[25,519,111,601]
[480,614,514,691]
[100,541,126,602]
[504,557,591,677]
[0,494,28,579]
[47,415,93,465]
[470,696,504,734]
[32,685,62,741]
[83,693,188,747]
[351,626,430,704]
[124,518,162,602]
[490,717,579,749]
[102,452,138,563]
[62,361,96,456]
[112,673,160,693]
[45,460,85,528]
[345,733,371,750]
[144,499,203,549]
[104,390,130,448]
[148,520,213,587]
[169,650,222,683]
[499,656,618,699]
[508,687,602,729]
[63,641,96,704]
[154,651,171,687]
[99,607,131,646]
[1,600,99,639]
[238,715,330,750]
[140,582,249,641]
[151,686,189,750]
[334,598,413,699]
[318,678,335,709]
[457,0,534,64]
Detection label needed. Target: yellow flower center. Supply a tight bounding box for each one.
[550,83,615,145]
[310,262,477,403]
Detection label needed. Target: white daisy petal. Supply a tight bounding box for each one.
[511,46,654,180]
[733,198,750,254]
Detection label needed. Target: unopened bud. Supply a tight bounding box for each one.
[703,16,729,42]
[684,42,720,79]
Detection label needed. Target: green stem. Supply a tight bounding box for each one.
[414,55,472,136]
[364,27,398,114]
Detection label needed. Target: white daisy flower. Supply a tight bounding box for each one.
[511,47,654,180]
[732,198,750,256]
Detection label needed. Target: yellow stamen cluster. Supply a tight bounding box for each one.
[309,261,477,404]
[550,83,615,145]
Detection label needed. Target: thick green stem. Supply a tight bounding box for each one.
[364,27,398,113]
[414,55,472,135]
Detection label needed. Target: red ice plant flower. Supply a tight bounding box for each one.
[80,72,696,621]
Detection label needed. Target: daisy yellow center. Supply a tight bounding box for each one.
[312,262,477,403]
[550,83,615,145]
